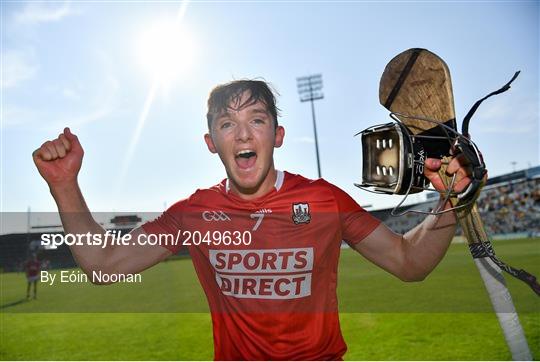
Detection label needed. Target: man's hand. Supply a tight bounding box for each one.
[32,127,83,187]
[424,154,474,194]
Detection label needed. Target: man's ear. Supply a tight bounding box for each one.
[204,133,217,153]
[274,126,285,148]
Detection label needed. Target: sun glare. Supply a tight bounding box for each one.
[135,21,196,84]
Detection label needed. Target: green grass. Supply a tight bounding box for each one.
[1,238,539,360]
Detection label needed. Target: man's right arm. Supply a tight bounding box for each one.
[33,128,171,283]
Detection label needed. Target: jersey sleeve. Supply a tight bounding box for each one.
[330,185,381,246]
[141,200,187,254]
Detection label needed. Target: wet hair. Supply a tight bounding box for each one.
[206,79,280,130]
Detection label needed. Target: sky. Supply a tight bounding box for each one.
[1,1,538,223]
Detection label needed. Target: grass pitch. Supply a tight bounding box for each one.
[1,238,539,360]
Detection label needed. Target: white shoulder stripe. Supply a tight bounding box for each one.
[275,170,284,191]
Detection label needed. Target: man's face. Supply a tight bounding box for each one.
[204,92,285,198]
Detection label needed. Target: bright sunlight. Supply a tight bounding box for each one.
[135,20,196,85]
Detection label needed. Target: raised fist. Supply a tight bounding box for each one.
[32,127,84,186]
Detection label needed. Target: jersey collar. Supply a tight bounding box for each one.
[225,170,284,193]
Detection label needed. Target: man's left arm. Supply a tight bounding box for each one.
[353,156,473,282]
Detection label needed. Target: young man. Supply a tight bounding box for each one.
[33,80,472,360]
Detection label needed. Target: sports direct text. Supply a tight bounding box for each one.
[40,230,253,249]
[210,248,314,299]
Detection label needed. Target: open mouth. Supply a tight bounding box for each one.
[235,150,257,170]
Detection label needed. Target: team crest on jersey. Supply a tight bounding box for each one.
[292,202,311,224]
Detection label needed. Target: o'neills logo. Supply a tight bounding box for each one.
[209,248,313,299]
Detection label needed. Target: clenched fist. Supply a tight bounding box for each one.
[32,127,84,187]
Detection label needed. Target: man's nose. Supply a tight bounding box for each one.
[235,122,252,141]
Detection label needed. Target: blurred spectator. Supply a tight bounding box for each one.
[24,254,40,299]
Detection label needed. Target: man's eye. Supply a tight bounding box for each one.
[252,118,265,124]
[220,122,232,129]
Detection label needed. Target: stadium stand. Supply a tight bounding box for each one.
[374,165,540,237]
[476,167,540,237]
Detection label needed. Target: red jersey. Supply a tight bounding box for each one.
[143,171,380,360]
[25,259,40,277]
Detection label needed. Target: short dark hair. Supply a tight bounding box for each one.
[206,79,280,130]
